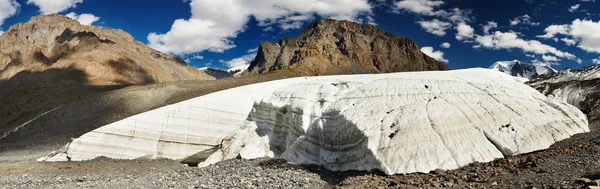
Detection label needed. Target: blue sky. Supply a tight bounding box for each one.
[1,0,599,71]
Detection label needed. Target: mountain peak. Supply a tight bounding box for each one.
[489,60,556,81]
[243,19,448,76]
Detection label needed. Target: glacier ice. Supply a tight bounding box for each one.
[39,68,589,175]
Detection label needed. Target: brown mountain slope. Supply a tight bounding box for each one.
[0,14,213,84]
[0,14,213,134]
[243,19,449,76]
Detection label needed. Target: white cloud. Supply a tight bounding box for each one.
[0,30,3,35]
[538,19,600,53]
[192,55,204,60]
[0,0,19,29]
[418,19,451,36]
[393,0,471,24]
[420,46,448,63]
[220,50,258,71]
[594,58,600,64]
[561,38,576,46]
[455,22,474,41]
[440,42,451,48]
[542,55,559,62]
[247,47,259,53]
[581,0,594,2]
[474,31,577,59]
[393,0,444,16]
[148,0,373,55]
[537,24,569,38]
[509,14,540,26]
[569,4,580,12]
[27,0,83,14]
[65,12,100,25]
[482,21,498,34]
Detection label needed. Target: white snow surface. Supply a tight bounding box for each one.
[489,60,557,81]
[39,68,589,175]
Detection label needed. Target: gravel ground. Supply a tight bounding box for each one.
[0,130,598,189]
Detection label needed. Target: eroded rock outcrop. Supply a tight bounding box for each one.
[242,19,449,76]
[41,69,588,175]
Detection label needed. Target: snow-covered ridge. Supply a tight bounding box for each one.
[530,65,600,84]
[40,68,589,175]
[489,60,557,81]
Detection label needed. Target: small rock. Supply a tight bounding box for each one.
[442,182,453,187]
[491,182,498,186]
[577,178,593,184]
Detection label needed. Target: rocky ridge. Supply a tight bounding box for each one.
[529,64,600,131]
[242,19,449,76]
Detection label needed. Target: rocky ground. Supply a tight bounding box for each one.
[0,129,598,188]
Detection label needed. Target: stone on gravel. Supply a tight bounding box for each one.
[577,178,592,184]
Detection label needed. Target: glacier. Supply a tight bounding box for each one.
[39,68,589,175]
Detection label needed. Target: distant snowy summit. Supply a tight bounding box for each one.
[489,60,557,81]
[198,67,243,79]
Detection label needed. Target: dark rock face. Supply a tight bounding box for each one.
[243,19,449,76]
[528,65,600,131]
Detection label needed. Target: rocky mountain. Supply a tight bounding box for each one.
[199,68,241,79]
[0,14,213,84]
[242,19,449,76]
[528,65,600,130]
[489,60,556,81]
[0,14,213,134]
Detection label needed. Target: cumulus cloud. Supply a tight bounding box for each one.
[65,12,100,25]
[27,0,83,14]
[148,0,373,55]
[393,0,444,16]
[418,19,451,36]
[455,22,474,41]
[393,0,472,24]
[509,14,540,26]
[594,58,600,64]
[482,21,498,34]
[569,4,580,12]
[220,49,258,71]
[538,19,600,53]
[537,24,569,38]
[421,46,448,63]
[0,0,20,30]
[474,31,576,59]
[440,42,451,48]
[561,38,576,46]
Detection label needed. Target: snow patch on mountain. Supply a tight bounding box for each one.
[39,69,588,175]
[489,60,557,81]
